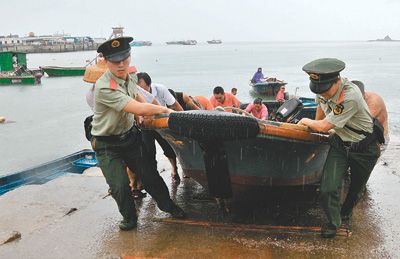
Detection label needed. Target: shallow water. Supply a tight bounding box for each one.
[1,41,399,174]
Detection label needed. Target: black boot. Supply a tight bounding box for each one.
[119,217,137,231]
[321,223,337,238]
[169,204,186,219]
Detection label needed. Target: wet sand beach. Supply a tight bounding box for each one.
[0,137,399,258]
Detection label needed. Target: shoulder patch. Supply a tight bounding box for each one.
[333,104,344,115]
[110,79,118,90]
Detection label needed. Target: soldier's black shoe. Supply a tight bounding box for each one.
[321,223,337,238]
[119,218,137,231]
[169,204,186,219]
[341,212,352,229]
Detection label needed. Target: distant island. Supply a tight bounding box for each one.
[368,35,400,42]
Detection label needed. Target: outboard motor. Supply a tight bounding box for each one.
[275,98,303,123]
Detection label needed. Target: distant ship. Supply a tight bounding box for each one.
[166,40,197,45]
[130,41,152,47]
[207,39,222,44]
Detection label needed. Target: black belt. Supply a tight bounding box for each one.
[95,126,138,142]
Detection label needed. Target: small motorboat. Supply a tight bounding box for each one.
[166,40,197,45]
[143,98,329,200]
[207,40,222,44]
[130,41,152,47]
[0,149,97,195]
[41,66,86,77]
[250,78,287,96]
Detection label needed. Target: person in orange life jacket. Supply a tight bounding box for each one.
[193,95,214,110]
[168,89,201,111]
[210,86,240,112]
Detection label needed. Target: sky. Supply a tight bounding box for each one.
[1,0,400,42]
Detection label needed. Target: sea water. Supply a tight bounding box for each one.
[0,41,399,175]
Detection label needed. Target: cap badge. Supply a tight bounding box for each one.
[310,73,319,80]
[111,40,120,48]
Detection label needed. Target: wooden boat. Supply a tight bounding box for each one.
[0,51,43,85]
[144,99,329,200]
[250,78,287,96]
[0,149,97,195]
[41,66,86,77]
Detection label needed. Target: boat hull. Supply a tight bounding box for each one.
[207,40,222,44]
[130,41,152,47]
[157,128,329,198]
[0,149,96,195]
[166,40,197,45]
[42,66,85,77]
[0,76,37,85]
[251,81,286,96]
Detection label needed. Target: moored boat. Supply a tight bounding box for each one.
[250,78,287,96]
[166,40,197,45]
[41,66,86,77]
[130,41,152,47]
[0,51,43,85]
[144,99,329,200]
[0,149,97,195]
[207,39,222,44]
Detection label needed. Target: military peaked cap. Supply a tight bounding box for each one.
[97,37,133,62]
[302,58,345,94]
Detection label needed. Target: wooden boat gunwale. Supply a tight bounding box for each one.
[41,66,86,77]
[41,66,86,70]
[144,113,329,143]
